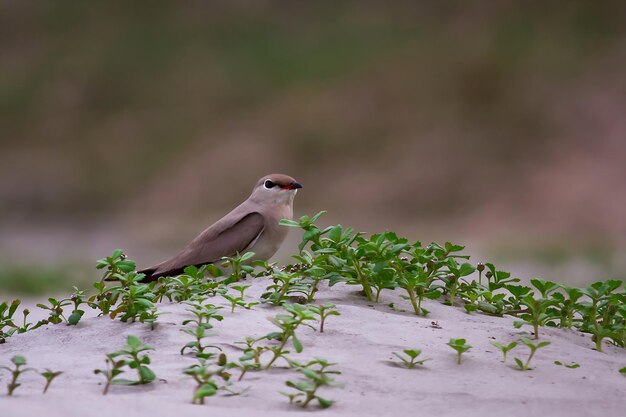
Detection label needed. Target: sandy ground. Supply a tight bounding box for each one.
[1,278,625,417]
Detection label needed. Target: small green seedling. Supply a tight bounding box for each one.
[281,357,342,408]
[619,367,626,375]
[111,335,156,384]
[447,338,472,365]
[234,336,265,368]
[181,302,224,358]
[221,285,259,313]
[554,361,580,369]
[40,369,63,394]
[94,335,156,394]
[309,304,340,333]
[392,349,431,368]
[220,251,256,283]
[180,325,222,357]
[94,354,125,395]
[264,304,317,369]
[182,354,237,404]
[1,355,35,395]
[491,341,518,363]
[514,338,551,371]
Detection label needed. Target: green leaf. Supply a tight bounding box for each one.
[458,263,476,277]
[11,355,27,366]
[279,219,300,227]
[138,366,156,383]
[317,396,334,408]
[292,334,303,353]
[68,310,84,325]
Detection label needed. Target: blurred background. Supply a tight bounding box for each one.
[2,0,625,295]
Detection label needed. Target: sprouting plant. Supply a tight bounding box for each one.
[1,355,35,395]
[309,304,340,333]
[392,349,431,368]
[94,353,125,395]
[551,286,583,329]
[579,280,623,352]
[220,251,256,283]
[263,303,317,369]
[181,302,224,358]
[443,259,476,307]
[514,338,551,371]
[447,338,472,365]
[491,341,518,363]
[40,369,63,394]
[1,300,28,342]
[620,366,626,375]
[182,354,237,404]
[234,336,266,369]
[222,284,259,312]
[229,351,261,381]
[157,265,212,302]
[96,249,137,282]
[36,297,72,324]
[554,361,580,369]
[513,281,559,339]
[108,272,157,323]
[181,325,222,358]
[281,357,342,408]
[261,269,310,305]
[94,335,156,393]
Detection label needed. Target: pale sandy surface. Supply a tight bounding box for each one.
[1,279,625,417]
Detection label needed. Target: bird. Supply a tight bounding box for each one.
[138,173,302,282]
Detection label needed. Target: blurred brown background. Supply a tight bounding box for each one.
[1,0,625,294]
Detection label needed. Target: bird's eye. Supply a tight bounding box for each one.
[264,180,275,189]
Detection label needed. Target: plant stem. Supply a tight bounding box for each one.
[405,287,420,316]
[457,352,462,365]
[103,379,111,395]
[351,257,373,302]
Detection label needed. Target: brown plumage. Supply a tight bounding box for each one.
[139,174,302,281]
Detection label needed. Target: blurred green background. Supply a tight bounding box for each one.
[1,0,625,294]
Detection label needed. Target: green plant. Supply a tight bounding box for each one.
[263,303,317,369]
[491,341,518,363]
[620,366,626,375]
[234,336,265,368]
[0,355,35,395]
[220,251,256,283]
[93,354,125,395]
[447,338,472,364]
[281,357,342,408]
[96,249,137,282]
[554,361,580,369]
[40,369,63,394]
[261,269,311,305]
[513,281,559,340]
[1,300,20,343]
[309,304,340,333]
[94,335,156,394]
[514,338,551,371]
[108,273,157,323]
[392,349,431,368]
[182,353,237,404]
[222,284,259,312]
[180,302,224,358]
[579,280,623,352]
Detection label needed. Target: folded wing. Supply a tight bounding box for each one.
[139,212,264,281]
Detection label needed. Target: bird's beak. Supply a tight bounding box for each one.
[291,182,302,190]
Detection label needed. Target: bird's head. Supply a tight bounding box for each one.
[251,174,302,206]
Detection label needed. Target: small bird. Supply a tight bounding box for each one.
[139,174,302,281]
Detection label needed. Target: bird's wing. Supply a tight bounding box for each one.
[143,211,265,279]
